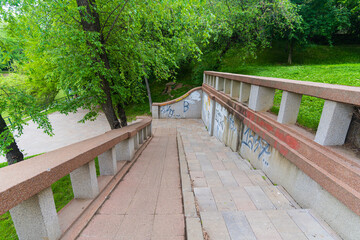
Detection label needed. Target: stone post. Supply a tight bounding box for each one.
[10,187,62,240]
[277,91,302,124]
[70,160,99,199]
[152,106,159,119]
[248,85,275,111]
[230,80,240,99]
[314,100,353,145]
[224,79,231,94]
[98,147,117,175]
[116,136,135,161]
[239,82,251,103]
[138,130,144,144]
[215,77,224,91]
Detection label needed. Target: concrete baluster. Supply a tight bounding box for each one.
[138,129,144,144]
[70,160,99,199]
[116,136,136,161]
[314,100,353,145]
[248,85,275,111]
[277,91,302,124]
[134,133,139,150]
[98,147,117,175]
[215,77,224,91]
[10,187,62,240]
[239,82,251,103]
[224,79,231,94]
[230,80,240,99]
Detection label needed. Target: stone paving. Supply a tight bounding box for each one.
[154,119,340,240]
[76,119,340,240]
[78,127,184,240]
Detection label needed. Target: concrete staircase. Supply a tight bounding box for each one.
[174,119,340,240]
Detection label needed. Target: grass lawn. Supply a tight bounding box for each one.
[215,44,360,130]
[0,157,100,240]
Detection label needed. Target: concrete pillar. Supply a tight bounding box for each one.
[248,85,275,112]
[277,91,302,124]
[230,80,240,99]
[215,77,224,91]
[211,76,215,87]
[98,147,117,175]
[10,187,61,240]
[143,128,147,141]
[314,100,353,146]
[134,133,139,149]
[116,136,135,161]
[209,99,216,136]
[239,82,251,103]
[152,106,159,119]
[138,130,144,144]
[147,124,152,137]
[203,73,206,84]
[70,160,99,199]
[224,79,231,94]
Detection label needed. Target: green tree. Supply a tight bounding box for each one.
[194,0,302,74]
[2,0,211,129]
[0,82,53,164]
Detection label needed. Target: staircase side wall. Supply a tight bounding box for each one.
[201,90,360,240]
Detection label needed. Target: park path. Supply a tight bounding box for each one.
[78,126,184,240]
[1,109,110,163]
[77,119,340,240]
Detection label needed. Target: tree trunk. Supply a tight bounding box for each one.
[117,103,127,127]
[288,40,293,65]
[143,66,152,112]
[0,114,23,165]
[76,0,121,129]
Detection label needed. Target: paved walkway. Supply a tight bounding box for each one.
[1,109,110,163]
[78,119,340,240]
[78,127,184,240]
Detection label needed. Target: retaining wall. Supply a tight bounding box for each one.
[152,87,202,119]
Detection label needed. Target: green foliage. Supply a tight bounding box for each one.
[0,77,53,156]
[192,0,302,81]
[1,0,212,126]
[293,0,351,43]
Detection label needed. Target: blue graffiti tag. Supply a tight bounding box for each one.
[184,101,189,113]
[242,127,270,165]
[160,105,181,118]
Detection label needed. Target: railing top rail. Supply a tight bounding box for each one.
[204,71,360,106]
[0,116,151,215]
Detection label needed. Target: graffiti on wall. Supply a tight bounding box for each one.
[161,90,201,118]
[242,125,271,167]
[214,103,227,139]
[202,93,212,128]
[160,105,180,118]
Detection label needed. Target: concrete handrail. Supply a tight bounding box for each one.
[204,71,360,106]
[152,87,202,106]
[0,116,151,215]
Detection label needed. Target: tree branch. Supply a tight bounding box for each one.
[104,0,130,43]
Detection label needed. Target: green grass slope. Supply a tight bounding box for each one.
[217,44,360,130]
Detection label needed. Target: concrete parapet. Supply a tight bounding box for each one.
[230,80,240,99]
[10,187,61,240]
[98,147,117,175]
[70,160,99,199]
[239,82,251,103]
[315,100,353,146]
[277,91,302,124]
[116,136,135,161]
[249,85,275,112]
